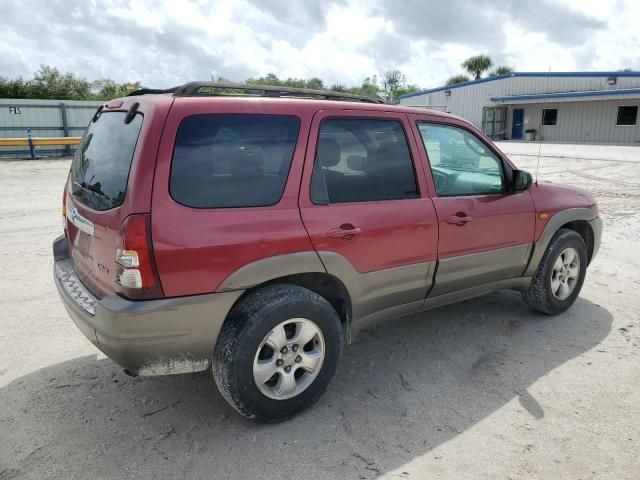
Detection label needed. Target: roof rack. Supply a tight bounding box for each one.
[128,81,386,104]
[127,87,179,96]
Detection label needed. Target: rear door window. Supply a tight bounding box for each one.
[310,118,419,203]
[170,114,300,208]
[70,111,143,210]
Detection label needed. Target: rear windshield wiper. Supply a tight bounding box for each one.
[72,180,110,200]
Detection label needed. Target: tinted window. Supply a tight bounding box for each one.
[542,108,558,126]
[311,118,418,203]
[69,111,142,211]
[417,123,504,196]
[170,115,300,208]
[617,105,638,126]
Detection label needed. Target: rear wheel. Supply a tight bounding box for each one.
[523,228,587,315]
[213,284,343,422]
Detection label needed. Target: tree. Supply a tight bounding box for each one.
[382,69,405,100]
[305,77,324,90]
[0,76,30,98]
[329,83,348,92]
[488,66,514,77]
[29,65,92,99]
[380,70,417,102]
[393,84,419,99]
[461,55,492,80]
[92,79,142,99]
[445,74,470,86]
[349,76,380,97]
[246,73,283,86]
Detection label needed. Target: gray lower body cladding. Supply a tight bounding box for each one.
[53,236,243,376]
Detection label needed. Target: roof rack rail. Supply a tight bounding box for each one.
[171,81,387,104]
[127,87,178,97]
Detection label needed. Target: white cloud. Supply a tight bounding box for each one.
[0,0,637,90]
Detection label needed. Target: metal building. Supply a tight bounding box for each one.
[398,72,640,144]
[0,98,102,157]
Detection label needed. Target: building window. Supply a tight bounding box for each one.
[617,106,638,126]
[542,108,558,126]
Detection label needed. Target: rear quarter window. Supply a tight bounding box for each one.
[70,111,143,211]
[170,114,300,208]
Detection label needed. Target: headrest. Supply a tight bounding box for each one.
[317,138,341,168]
[346,155,365,172]
[367,141,398,172]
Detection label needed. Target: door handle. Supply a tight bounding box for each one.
[327,225,362,239]
[445,215,472,225]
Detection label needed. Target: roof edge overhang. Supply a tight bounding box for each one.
[398,71,640,101]
[490,88,640,104]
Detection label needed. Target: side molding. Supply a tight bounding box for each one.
[430,243,532,297]
[318,251,435,326]
[525,207,597,276]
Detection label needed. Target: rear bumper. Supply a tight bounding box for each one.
[53,236,243,376]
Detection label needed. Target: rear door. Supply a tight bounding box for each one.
[65,96,171,298]
[409,115,535,296]
[150,98,317,298]
[299,110,438,321]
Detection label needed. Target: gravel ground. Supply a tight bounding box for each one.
[0,143,639,479]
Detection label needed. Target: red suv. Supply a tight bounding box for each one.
[54,82,601,421]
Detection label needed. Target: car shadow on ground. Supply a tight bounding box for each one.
[1,291,612,479]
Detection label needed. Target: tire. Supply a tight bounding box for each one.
[522,228,588,315]
[212,284,343,422]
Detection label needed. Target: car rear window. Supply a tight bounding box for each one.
[69,111,143,211]
[170,114,300,208]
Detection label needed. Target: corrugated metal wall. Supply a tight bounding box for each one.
[399,75,640,144]
[515,100,640,143]
[0,98,102,157]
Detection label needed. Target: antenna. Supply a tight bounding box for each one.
[535,141,542,185]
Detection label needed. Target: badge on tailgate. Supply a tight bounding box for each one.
[66,206,95,236]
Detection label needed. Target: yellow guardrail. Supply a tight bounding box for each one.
[0,137,82,147]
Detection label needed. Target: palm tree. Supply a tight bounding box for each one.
[488,66,514,77]
[461,55,493,80]
[445,74,470,86]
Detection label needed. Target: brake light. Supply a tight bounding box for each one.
[62,181,68,236]
[115,214,163,299]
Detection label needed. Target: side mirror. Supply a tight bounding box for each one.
[512,169,532,192]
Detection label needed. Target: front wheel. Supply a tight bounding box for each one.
[523,228,588,315]
[213,284,343,422]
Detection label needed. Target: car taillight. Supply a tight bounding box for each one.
[62,181,68,236]
[115,214,163,300]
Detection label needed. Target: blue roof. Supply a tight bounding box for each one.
[398,71,640,100]
[491,88,640,102]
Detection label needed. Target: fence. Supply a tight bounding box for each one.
[0,98,102,158]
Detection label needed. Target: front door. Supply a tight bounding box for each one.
[299,110,439,322]
[512,108,524,139]
[410,118,535,296]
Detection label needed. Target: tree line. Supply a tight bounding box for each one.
[0,66,142,101]
[0,65,419,102]
[0,57,522,101]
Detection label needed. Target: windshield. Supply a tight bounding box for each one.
[69,111,143,211]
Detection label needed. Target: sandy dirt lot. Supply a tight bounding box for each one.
[1,143,639,479]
